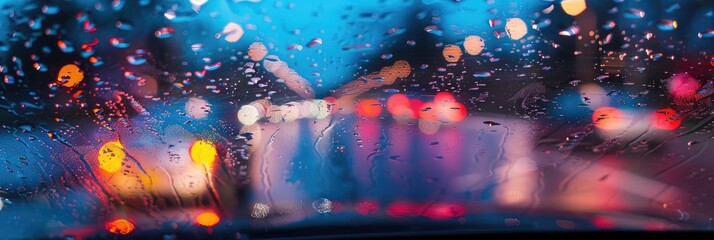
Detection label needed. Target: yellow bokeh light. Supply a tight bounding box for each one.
[190,140,217,165]
[98,141,125,173]
[561,0,587,16]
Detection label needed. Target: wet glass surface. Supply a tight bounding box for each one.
[0,0,714,239]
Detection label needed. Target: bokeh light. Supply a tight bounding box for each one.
[323,96,339,114]
[592,107,626,130]
[418,102,438,121]
[221,22,243,42]
[440,101,467,123]
[105,219,135,235]
[355,99,382,118]
[463,35,485,55]
[190,140,217,166]
[387,93,410,115]
[651,108,682,130]
[309,99,331,119]
[238,100,269,126]
[434,92,456,104]
[98,141,125,173]
[561,0,587,16]
[248,42,268,61]
[195,211,220,227]
[505,18,528,40]
[185,97,211,119]
[442,44,463,63]
[579,83,609,110]
[668,73,700,98]
[56,64,84,87]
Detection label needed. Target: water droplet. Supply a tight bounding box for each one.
[57,40,74,53]
[307,38,322,47]
[251,203,270,219]
[109,37,130,48]
[221,22,244,42]
[473,72,491,78]
[488,18,502,27]
[312,198,332,214]
[204,62,222,71]
[624,8,646,19]
[533,19,552,30]
[559,25,580,36]
[657,20,678,31]
[42,4,59,14]
[127,49,147,65]
[115,19,134,30]
[483,121,501,126]
[603,21,616,30]
[424,25,443,36]
[698,28,714,38]
[155,27,174,38]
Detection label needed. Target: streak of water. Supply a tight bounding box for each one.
[262,127,281,206]
[314,117,336,195]
[467,125,510,195]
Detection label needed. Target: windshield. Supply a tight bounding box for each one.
[1,0,713,239]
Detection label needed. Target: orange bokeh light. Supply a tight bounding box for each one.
[105,219,135,235]
[355,99,382,118]
[592,107,626,130]
[195,211,220,227]
[651,108,681,130]
[387,94,411,115]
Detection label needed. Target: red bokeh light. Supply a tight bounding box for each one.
[323,96,339,114]
[355,99,382,118]
[355,200,379,215]
[434,92,456,104]
[440,101,467,123]
[420,203,466,221]
[651,108,682,130]
[418,102,439,121]
[591,216,615,229]
[409,99,424,119]
[386,201,419,218]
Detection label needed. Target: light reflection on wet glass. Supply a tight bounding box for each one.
[0,0,713,239]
